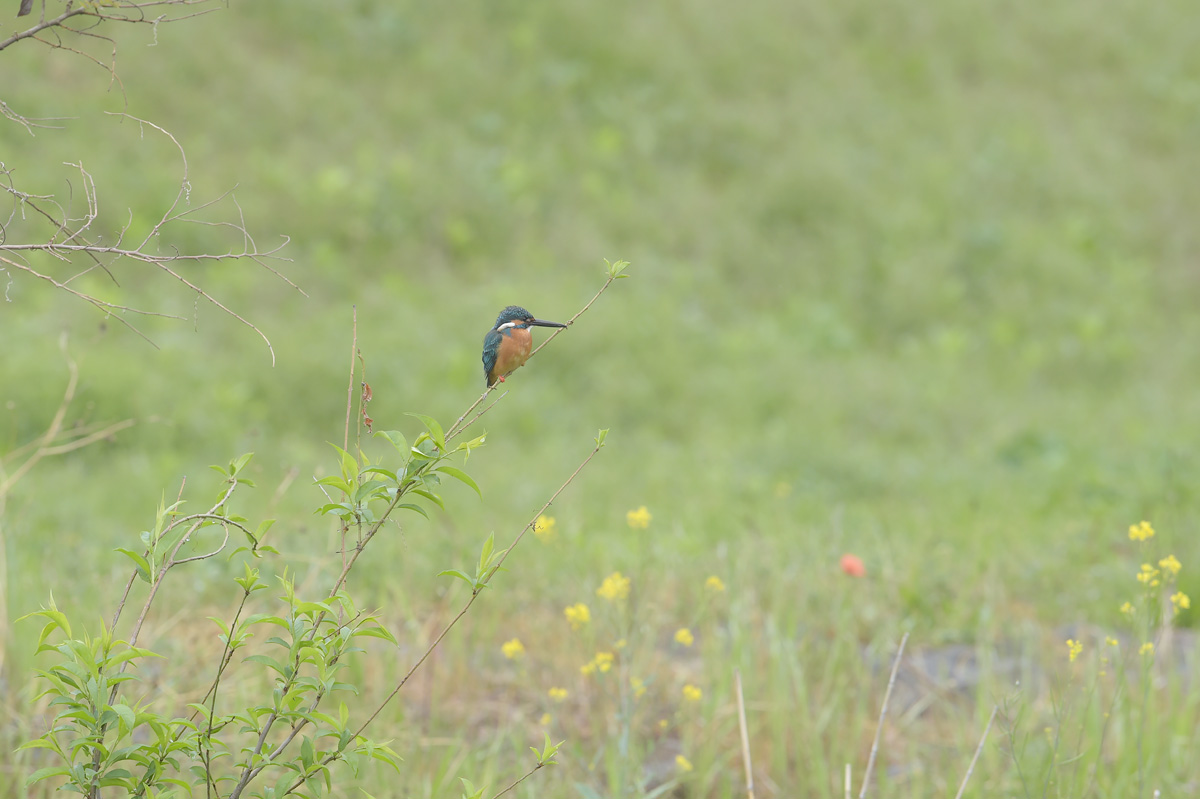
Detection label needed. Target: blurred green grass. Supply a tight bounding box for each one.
[3,0,1200,795]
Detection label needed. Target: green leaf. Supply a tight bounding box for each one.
[436,466,482,498]
[115,548,152,582]
[111,703,136,732]
[106,647,164,666]
[595,428,609,448]
[478,533,495,572]
[406,413,446,453]
[316,502,358,518]
[301,737,315,768]
[396,503,430,519]
[231,452,255,476]
[352,626,398,645]
[437,570,475,588]
[604,258,631,278]
[375,429,410,456]
[25,766,72,787]
[249,519,275,549]
[453,433,487,460]
[459,777,486,799]
[411,488,444,510]
[353,479,390,504]
[314,476,353,494]
[244,654,288,676]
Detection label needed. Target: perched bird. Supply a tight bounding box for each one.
[482,305,567,387]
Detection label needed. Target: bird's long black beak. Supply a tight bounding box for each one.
[530,319,568,328]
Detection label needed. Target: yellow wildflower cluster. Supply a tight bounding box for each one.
[1128,521,1155,541]
[1140,642,1155,656]
[501,638,525,659]
[626,506,652,529]
[1065,639,1083,663]
[533,515,557,543]
[674,628,695,647]
[1120,601,1134,616]
[1159,554,1181,576]
[681,684,702,703]
[548,687,568,702]
[581,651,615,676]
[564,603,591,630]
[630,676,647,698]
[596,571,631,601]
[1171,591,1191,611]
[675,755,694,772]
[1136,563,1160,587]
[705,575,726,593]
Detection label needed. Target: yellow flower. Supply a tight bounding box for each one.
[682,684,702,703]
[626,506,652,529]
[630,676,647,698]
[596,571,631,601]
[548,687,568,702]
[675,754,694,772]
[540,713,552,726]
[613,638,627,650]
[501,638,525,659]
[1137,563,1160,585]
[533,515,557,543]
[582,651,615,676]
[674,627,695,647]
[1128,521,1155,541]
[1171,591,1190,611]
[1140,642,1155,656]
[1120,601,1134,616]
[564,603,591,630]
[705,575,726,593]
[1066,639,1083,663]
[1159,554,1182,576]
[1106,636,1119,647]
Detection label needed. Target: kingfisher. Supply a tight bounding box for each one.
[482,305,567,387]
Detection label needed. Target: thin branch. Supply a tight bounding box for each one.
[343,306,357,456]
[954,705,998,799]
[735,668,756,799]
[3,115,295,360]
[342,306,358,575]
[491,761,549,799]
[859,632,909,799]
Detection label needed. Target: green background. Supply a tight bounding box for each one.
[2,1,1199,795]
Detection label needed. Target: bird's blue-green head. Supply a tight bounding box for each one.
[491,305,568,333]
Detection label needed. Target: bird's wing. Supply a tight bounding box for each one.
[482,329,502,385]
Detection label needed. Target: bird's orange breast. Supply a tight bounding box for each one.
[493,327,532,378]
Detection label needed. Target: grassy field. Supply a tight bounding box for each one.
[3,0,1200,796]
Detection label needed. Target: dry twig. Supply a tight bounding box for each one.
[859,632,910,798]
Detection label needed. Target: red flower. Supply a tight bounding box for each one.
[840,554,866,578]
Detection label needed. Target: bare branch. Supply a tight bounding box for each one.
[859,633,909,799]
[2,115,297,360]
